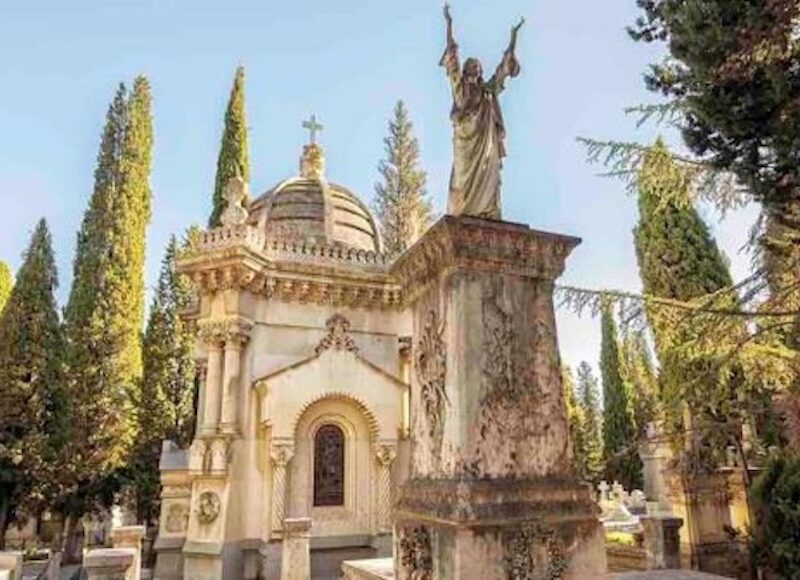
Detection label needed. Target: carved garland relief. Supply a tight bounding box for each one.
[503,522,567,580]
[398,525,433,580]
[414,309,448,447]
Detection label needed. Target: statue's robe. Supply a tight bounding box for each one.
[441,44,519,219]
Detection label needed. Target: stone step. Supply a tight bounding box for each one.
[312,547,377,580]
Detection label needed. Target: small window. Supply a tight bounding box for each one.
[313,424,345,506]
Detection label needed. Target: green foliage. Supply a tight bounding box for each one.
[0,220,63,539]
[209,66,249,228]
[127,237,195,524]
[750,451,800,576]
[561,366,585,478]
[576,361,604,483]
[62,78,153,511]
[630,0,800,398]
[373,100,432,257]
[634,141,762,470]
[621,332,659,438]
[0,261,12,314]
[600,300,642,489]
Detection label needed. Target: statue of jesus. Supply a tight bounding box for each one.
[440,4,524,220]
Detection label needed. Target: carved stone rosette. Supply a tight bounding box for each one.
[270,443,295,536]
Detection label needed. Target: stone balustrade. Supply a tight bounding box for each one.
[194,223,266,254]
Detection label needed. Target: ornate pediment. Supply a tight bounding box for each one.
[315,314,359,355]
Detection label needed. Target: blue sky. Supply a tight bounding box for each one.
[0,0,757,375]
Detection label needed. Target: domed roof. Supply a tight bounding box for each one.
[249,143,382,253]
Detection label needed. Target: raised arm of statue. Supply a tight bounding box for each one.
[439,3,460,84]
[490,17,524,92]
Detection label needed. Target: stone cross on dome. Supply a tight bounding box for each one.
[302,114,323,145]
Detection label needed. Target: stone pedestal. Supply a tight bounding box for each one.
[111,526,145,580]
[390,216,606,579]
[84,548,136,580]
[641,515,683,570]
[280,518,311,580]
[0,551,22,580]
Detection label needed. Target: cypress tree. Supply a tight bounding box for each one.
[128,237,195,525]
[62,78,153,523]
[0,261,11,313]
[373,100,432,257]
[600,300,641,489]
[621,332,659,439]
[635,141,746,468]
[0,220,62,546]
[209,66,249,228]
[576,361,604,483]
[562,366,587,479]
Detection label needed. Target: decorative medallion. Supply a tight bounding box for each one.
[398,525,433,580]
[315,314,359,354]
[414,310,448,440]
[503,522,567,580]
[165,504,189,533]
[196,491,221,525]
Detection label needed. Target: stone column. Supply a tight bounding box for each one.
[220,333,247,435]
[280,518,311,580]
[193,360,208,438]
[375,444,397,533]
[641,515,683,570]
[270,443,295,537]
[201,339,223,436]
[390,216,606,579]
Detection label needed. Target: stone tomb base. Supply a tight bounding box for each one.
[393,478,605,579]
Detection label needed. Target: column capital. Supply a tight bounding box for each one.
[376,443,398,467]
[197,315,253,346]
[270,442,295,467]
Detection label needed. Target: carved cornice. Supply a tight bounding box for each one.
[392,215,580,305]
[197,316,253,345]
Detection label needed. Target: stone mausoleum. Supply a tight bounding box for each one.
[154,138,414,579]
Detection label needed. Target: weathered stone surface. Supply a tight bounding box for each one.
[641,516,683,570]
[391,216,606,579]
[280,518,311,580]
[84,548,136,580]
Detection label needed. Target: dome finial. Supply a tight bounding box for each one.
[300,114,325,179]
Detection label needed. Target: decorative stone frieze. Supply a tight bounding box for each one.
[502,522,567,580]
[315,313,359,354]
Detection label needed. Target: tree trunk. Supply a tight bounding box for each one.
[61,513,85,565]
[0,490,10,551]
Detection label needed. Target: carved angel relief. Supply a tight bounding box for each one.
[414,310,448,442]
